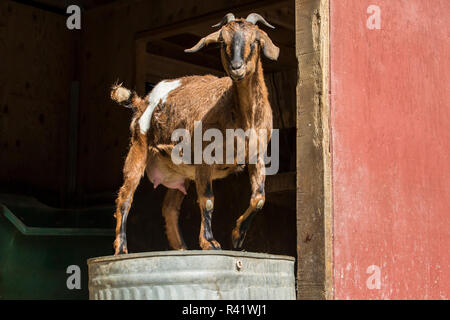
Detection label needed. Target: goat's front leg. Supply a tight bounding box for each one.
[232,157,266,249]
[195,166,221,250]
[113,139,147,255]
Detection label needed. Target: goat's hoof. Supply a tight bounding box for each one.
[232,237,245,249]
[232,229,245,249]
[114,248,128,255]
[114,240,128,255]
[201,239,221,250]
[209,240,222,250]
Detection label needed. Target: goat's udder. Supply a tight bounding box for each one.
[148,165,187,195]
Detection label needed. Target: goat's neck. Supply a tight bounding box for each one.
[233,60,268,129]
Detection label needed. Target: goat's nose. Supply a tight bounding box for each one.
[231,60,243,70]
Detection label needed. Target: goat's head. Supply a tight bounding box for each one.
[185,13,279,82]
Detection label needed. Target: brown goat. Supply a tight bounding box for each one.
[110,13,279,255]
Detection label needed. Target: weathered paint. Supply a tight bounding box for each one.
[330,0,450,299]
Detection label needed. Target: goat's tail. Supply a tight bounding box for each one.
[110,82,144,111]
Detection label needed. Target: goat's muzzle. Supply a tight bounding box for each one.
[229,66,246,81]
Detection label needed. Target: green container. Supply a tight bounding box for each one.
[0,194,114,300]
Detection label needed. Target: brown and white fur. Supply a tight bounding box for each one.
[110,13,279,255]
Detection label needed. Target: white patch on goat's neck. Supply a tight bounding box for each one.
[138,80,181,134]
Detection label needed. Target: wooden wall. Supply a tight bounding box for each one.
[0,1,74,204]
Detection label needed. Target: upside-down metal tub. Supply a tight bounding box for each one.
[87,250,296,300]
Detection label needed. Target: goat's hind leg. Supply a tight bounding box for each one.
[232,158,266,249]
[195,166,221,250]
[162,182,189,250]
[113,140,147,255]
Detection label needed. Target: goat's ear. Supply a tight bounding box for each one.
[258,30,279,61]
[185,30,221,53]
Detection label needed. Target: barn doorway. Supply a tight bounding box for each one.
[0,0,331,299]
[128,1,297,260]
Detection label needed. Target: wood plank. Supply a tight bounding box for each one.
[266,172,296,194]
[0,1,73,202]
[135,0,290,40]
[295,0,331,300]
[146,38,223,72]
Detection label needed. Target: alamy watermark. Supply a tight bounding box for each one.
[366,265,381,290]
[66,5,81,30]
[66,265,81,290]
[367,5,381,30]
[171,121,279,175]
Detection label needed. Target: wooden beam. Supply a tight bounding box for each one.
[135,0,290,40]
[296,0,332,300]
[11,0,66,15]
[146,38,223,72]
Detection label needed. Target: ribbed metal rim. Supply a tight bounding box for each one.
[87,250,295,265]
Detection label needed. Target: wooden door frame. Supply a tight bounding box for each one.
[295,0,332,300]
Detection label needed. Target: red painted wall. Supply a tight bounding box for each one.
[330,0,450,299]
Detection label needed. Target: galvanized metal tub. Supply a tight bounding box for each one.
[87,250,295,300]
